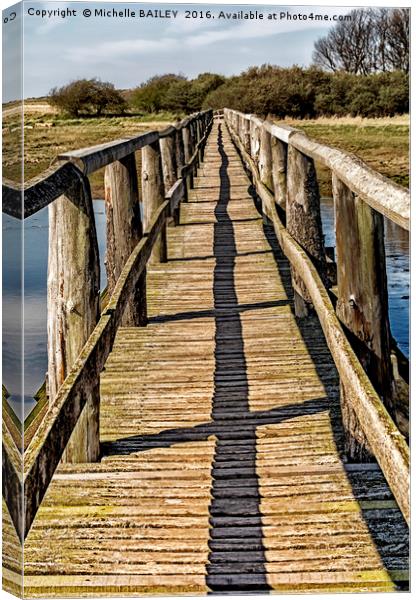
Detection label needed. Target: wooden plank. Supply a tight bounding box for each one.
[19,118,408,596]
[226,118,410,524]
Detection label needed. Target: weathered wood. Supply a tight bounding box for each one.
[227,122,409,524]
[2,109,216,548]
[258,125,273,192]
[3,162,81,219]
[2,425,23,540]
[182,125,192,164]
[225,109,409,230]
[333,174,394,461]
[286,144,328,317]
[18,123,408,597]
[47,169,100,463]
[241,116,251,154]
[19,198,170,540]
[271,136,288,210]
[104,153,145,326]
[174,124,186,178]
[105,201,170,316]
[24,313,115,539]
[160,132,178,226]
[249,117,261,166]
[142,140,167,263]
[2,110,212,222]
[291,133,409,230]
[166,179,186,226]
[59,131,159,176]
[160,134,178,192]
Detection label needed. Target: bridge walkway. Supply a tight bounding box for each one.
[11,121,408,596]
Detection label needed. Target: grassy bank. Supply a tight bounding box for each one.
[2,105,179,197]
[277,115,409,195]
[3,106,409,199]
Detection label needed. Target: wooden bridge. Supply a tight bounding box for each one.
[2,109,410,596]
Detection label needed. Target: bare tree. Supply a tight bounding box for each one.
[313,8,409,74]
[384,9,409,72]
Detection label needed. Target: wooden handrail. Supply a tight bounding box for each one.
[225,112,409,524]
[226,109,409,231]
[2,109,214,541]
[2,110,212,219]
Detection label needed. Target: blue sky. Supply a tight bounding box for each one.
[4,2,353,101]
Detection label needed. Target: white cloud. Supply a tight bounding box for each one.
[66,37,179,62]
[64,5,352,65]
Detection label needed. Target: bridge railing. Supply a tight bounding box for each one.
[2,109,214,540]
[224,108,409,524]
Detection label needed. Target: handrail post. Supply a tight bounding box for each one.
[242,117,251,154]
[190,119,199,175]
[175,123,185,176]
[47,171,100,462]
[286,145,328,317]
[197,117,204,163]
[142,140,167,263]
[182,124,194,190]
[259,125,273,192]
[104,152,147,326]
[160,131,178,227]
[271,136,288,210]
[258,124,274,223]
[250,118,261,167]
[333,174,394,460]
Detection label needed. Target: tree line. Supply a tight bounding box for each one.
[313,8,409,74]
[48,7,409,120]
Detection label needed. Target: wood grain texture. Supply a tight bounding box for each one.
[18,121,408,597]
[104,153,144,326]
[225,109,409,230]
[226,115,409,525]
[333,174,394,461]
[47,170,101,464]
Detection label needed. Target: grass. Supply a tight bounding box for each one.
[2,105,180,197]
[3,105,409,199]
[276,115,409,195]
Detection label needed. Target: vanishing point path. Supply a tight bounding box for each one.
[9,121,408,595]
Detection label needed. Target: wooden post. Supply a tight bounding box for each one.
[259,125,274,192]
[271,136,288,210]
[182,125,194,189]
[190,121,198,175]
[197,118,204,162]
[160,132,178,226]
[142,140,167,263]
[182,124,191,164]
[242,117,251,154]
[286,145,328,317]
[175,125,185,178]
[104,152,147,326]
[250,119,261,165]
[47,171,100,462]
[333,174,394,461]
[160,134,177,192]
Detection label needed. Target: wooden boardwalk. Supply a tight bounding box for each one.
[5,121,408,596]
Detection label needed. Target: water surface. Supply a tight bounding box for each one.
[2,197,409,420]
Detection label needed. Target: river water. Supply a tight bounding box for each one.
[2,198,409,419]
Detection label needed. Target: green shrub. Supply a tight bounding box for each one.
[49,79,127,117]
